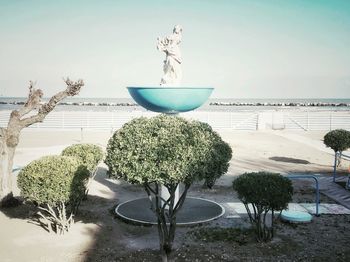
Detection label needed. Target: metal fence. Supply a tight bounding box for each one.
[0,110,258,131]
[283,111,350,131]
[0,110,349,131]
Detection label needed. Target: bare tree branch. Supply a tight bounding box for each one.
[19,78,84,128]
[1,77,84,206]
[15,81,43,118]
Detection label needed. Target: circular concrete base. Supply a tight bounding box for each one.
[281,210,312,223]
[115,197,225,226]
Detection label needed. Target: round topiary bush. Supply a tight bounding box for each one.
[232,172,293,242]
[17,155,90,234]
[105,115,229,185]
[61,143,104,173]
[105,114,232,260]
[18,155,89,207]
[324,129,350,153]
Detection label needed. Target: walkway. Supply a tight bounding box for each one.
[317,176,350,210]
[223,202,350,218]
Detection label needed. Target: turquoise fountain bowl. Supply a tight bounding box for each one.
[127,87,214,113]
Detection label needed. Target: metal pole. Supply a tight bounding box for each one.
[333,152,338,183]
[287,175,320,216]
[80,127,84,142]
[315,178,320,217]
[347,165,350,190]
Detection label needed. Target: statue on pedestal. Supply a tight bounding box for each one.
[157,25,183,86]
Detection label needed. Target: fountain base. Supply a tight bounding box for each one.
[115,197,224,226]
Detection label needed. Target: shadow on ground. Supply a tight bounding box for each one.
[2,167,350,261]
[269,156,311,164]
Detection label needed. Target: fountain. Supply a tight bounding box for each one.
[115,25,223,225]
[127,86,213,114]
[127,24,213,114]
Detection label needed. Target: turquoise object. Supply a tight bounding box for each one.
[127,87,214,113]
[281,210,312,223]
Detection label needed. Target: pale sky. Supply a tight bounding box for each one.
[0,0,349,98]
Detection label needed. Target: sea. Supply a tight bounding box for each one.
[1,97,350,112]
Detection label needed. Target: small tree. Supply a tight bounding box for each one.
[105,115,231,262]
[0,78,84,206]
[232,172,293,242]
[17,155,89,234]
[324,129,350,153]
[324,129,350,166]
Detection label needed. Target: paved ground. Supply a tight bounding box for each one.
[317,176,350,209]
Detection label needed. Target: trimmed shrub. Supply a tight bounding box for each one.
[17,155,90,233]
[203,132,232,189]
[232,172,293,242]
[61,143,104,173]
[18,155,89,206]
[105,115,232,261]
[324,129,350,153]
[105,115,230,184]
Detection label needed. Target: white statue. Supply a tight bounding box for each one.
[157,25,183,86]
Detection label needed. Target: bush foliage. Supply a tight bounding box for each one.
[105,115,231,185]
[232,172,293,242]
[105,114,232,260]
[17,155,89,208]
[323,129,350,153]
[203,133,232,188]
[61,143,103,173]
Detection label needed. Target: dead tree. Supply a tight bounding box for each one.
[0,78,84,206]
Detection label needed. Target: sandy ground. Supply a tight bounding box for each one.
[13,129,348,174]
[1,129,350,261]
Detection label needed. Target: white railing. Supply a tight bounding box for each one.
[0,110,258,131]
[283,111,350,131]
[1,110,349,131]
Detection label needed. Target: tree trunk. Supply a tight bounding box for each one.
[0,128,17,205]
[144,182,190,262]
[0,79,84,206]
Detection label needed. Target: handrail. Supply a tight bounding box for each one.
[287,175,320,216]
[12,165,22,172]
[343,153,350,190]
[333,152,350,182]
[340,153,350,160]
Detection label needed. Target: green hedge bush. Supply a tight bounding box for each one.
[105,115,231,185]
[61,143,104,173]
[323,129,350,153]
[232,172,293,242]
[105,115,232,260]
[17,155,89,209]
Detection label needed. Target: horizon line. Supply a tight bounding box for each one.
[1,96,350,100]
